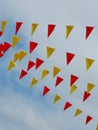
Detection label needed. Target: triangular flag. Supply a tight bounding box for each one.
[31,23,38,35]
[66,25,74,39]
[87,82,95,92]
[3,42,11,53]
[43,86,50,96]
[70,85,77,95]
[35,58,44,69]
[41,69,49,79]
[55,76,64,87]
[15,22,23,34]
[53,94,61,104]
[85,115,93,125]
[53,66,61,77]
[83,91,91,102]
[96,124,98,130]
[85,26,94,39]
[30,78,38,88]
[27,60,35,71]
[64,101,72,111]
[0,31,3,36]
[12,36,20,48]
[47,46,55,58]
[66,52,75,65]
[19,69,28,79]
[19,50,27,61]
[70,74,79,86]
[74,109,82,117]
[48,24,56,37]
[13,52,20,62]
[29,41,38,53]
[1,20,7,32]
[85,58,95,71]
[7,60,16,71]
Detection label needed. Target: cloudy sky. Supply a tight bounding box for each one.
[0,0,98,130]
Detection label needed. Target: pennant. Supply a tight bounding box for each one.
[43,86,50,96]
[15,22,23,34]
[70,85,77,95]
[19,69,28,79]
[85,115,93,125]
[87,82,95,92]
[41,69,49,79]
[47,46,55,58]
[7,60,16,71]
[31,23,38,35]
[19,50,27,61]
[64,101,72,111]
[70,74,79,86]
[3,42,11,53]
[66,52,75,65]
[29,41,38,53]
[66,25,74,39]
[53,94,61,104]
[0,31,3,36]
[48,24,56,37]
[30,78,38,88]
[12,36,20,48]
[96,124,98,130]
[27,60,35,71]
[13,52,20,62]
[53,66,61,77]
[85,58,95,71]
[74,109,82,117]
[55,76,64,87]
[83,91,91,102]
[1,20,7,32]
[85,26,94,39]
[35,58,44,69]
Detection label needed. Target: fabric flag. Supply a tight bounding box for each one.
[15,22,23,34]
[85,115,93,125]
[3,42,11,53]
[1,20,7,32]
[66,52,75,65]
[7,60,16,71]
[87,82,95,92]
[55,76,64,87]
[48,24,56,37]
[19,50,27,61]
[31,23,38,35]
[85,26,94,39]
[47,46,55,58]
[19,69,28,79]
[30,78,38,88]
[13,52,20,62]
[53,66,61,77]
[66,25,74,39]
[12,36,20,48]
[29,41,38,53]
[53,94,61,104]
[41,69,49,79]
[83,91,91,102]
[43,86,50,96]
[85,58,95,71]
[70,85,77,95]
[74,109,82,117]
[70,74,79,86]
[63,101,72,111]
[27,60,35,71]
[96,124,98,130]
[35,58,44,69]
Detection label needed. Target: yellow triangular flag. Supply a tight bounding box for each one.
[47,46,55,58]
[53,94,61,104]
[13,52,20,62]
[96,124,98,130]
[31,23,38,35]
[85,58,95,71]
[19,50,27,61]
[1,20,7,32]
[66,25,74,39]
[12,36,20,48]
[30,78,38,88]
[41,69,49,79]
[7,60,16,71]
[74,109,82,117]
[53,66,61,77]
[87,82,95,92]
[70,85,77,95]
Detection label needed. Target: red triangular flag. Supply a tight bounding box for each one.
[35,58,44,69]
[19,69,28,79]
[27,60,35,71]
[85,115,93,125]
[83,91,91,102]
[43,86,50,96]
[64,101,72,110]
[48,24,56,37]
[0,31,3,36]
[3,42,11,53]
[70,74,79,86]
[66,52,75,65]
[15,22,23,34]
[29,41,38,53]
[85,26,94,39]
[55,76,64,87]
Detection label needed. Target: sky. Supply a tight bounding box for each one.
[0,0,98,130]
